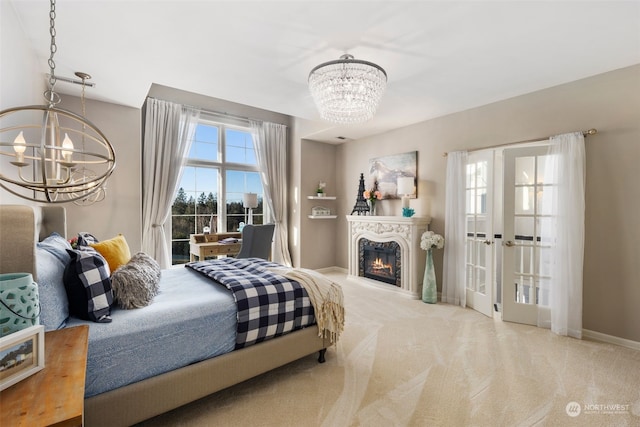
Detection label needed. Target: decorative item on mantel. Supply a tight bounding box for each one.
[420,231,445,304]
[351,173,371,215]
[363,182,382,216]
[397,176,415,217]
[402,207,415,217]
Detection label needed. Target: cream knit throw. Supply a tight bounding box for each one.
[267,267,344,344]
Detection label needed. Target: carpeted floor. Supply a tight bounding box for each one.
[137,271,640,426]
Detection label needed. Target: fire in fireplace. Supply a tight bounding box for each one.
[359,239,401,286]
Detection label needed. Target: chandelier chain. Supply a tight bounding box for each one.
[47,0,57,90]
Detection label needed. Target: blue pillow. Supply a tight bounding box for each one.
[36,233,72,331]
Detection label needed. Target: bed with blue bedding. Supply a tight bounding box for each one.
[66,267,238,398]
[0,205,334,427]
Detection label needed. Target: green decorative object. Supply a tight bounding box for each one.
[422,250,437,303]
[0,273,40,336]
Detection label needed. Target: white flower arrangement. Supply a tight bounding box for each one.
[420,231,444,250]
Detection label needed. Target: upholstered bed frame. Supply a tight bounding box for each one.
[0,205,327,426]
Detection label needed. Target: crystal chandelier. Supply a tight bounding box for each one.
[0,0,116,204]
[308,54,387,124]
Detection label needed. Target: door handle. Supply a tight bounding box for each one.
[504,240,515,247]
[483,240,493,245]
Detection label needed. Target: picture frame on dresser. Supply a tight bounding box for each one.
[0,325,45,391]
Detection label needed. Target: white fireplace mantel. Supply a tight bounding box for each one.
[347,215,430,298]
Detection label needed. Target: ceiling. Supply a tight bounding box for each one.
[8,1,640,143]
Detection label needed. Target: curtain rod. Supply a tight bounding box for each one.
[443,128,597,157]
[146,97,258,124]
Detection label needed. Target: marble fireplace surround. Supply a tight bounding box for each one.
[347,215,430,299]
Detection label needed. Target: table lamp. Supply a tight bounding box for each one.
[243,193,259,224]
[397,177,415,216]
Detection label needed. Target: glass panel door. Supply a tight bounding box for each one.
[502,146,549,325]
[465,151,494,318]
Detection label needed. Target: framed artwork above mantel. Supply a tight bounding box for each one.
[368,151,417,199]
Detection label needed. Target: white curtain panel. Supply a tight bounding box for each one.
[141,98,200,268]
[539,132,585,338]
[442,150,468,307]
[250,120,293,266]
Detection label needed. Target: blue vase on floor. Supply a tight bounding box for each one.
[422,250,437,303]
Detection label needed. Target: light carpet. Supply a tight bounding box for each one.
[137,271,640,427]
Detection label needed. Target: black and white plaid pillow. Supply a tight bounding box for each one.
[64,249,114,323]
[77,232,100,247]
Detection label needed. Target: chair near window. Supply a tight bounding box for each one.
[236,224,275,260]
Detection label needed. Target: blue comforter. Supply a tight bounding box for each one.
[66,267,237,397]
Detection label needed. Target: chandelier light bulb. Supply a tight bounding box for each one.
[13,131,26,154]
[61,133,74,162]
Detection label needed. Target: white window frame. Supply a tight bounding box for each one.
[169,115,265,263]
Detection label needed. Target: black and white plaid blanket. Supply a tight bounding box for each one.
[186,258,315,349]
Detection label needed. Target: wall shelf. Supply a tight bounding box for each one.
[307,196,336,200]
[308,215,338,219]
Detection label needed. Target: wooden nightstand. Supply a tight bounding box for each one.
[1,325,89,427]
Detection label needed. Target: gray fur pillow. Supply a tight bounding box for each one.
[111,252,161,309]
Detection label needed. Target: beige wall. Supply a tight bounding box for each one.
[298,139,338,269]
[0,1,43,110]
[288,118,335,268]
[0,0,46,205]
[56,95,142,252]
[329,64,640,342]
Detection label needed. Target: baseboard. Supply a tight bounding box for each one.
[582,329,640,351]
[315,266,347,274]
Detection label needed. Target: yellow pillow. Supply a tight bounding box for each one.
[90,234,131,273]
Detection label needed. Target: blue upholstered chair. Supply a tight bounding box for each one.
[236,224,275,260]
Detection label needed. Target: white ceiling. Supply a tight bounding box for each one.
[9,0,640,143]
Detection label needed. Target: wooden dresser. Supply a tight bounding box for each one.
[1,325,89,427]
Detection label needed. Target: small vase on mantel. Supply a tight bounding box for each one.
[368,200,376,216]
[422,249,437,303]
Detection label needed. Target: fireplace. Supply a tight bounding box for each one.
[347,215,430,299]
[360,239,401,286]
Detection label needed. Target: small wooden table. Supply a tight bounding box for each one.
[1,325,89,427]
[189,232,242,261]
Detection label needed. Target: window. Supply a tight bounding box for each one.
[170,118,264,265]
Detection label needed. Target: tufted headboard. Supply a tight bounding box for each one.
[0,205,67,280]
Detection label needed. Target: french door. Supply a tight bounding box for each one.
[502,146,551,325]
[464,151,494,318]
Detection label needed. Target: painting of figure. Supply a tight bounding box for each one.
[369,151,417,199]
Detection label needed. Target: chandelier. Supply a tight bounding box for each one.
[0,0,116,204]
[308,54,387,124]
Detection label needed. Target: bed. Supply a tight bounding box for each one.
[0,205,338,427]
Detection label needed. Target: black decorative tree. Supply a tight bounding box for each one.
[351,173,371,215]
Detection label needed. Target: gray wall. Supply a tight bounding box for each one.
[330,64,640,342]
